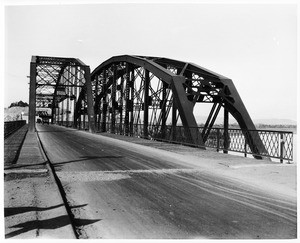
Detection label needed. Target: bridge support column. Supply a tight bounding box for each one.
[84,66,96,133]
[130,69,134,136]
[102,69,107,132]
[119,74,124,134]
[95,75,101,131]
[144,69,150,138]
[161,82,167,138]
[29,61,37,132]
[124,64,130,136]
[111,65,117,133]
[62,96,65,126]
[172,99,177,141]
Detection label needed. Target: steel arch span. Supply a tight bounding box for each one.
[28,55,268,159]
[88,55,267,158]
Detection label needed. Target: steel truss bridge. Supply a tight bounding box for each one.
[28,55,293,162]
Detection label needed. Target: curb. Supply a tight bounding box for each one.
[35,131,77,239]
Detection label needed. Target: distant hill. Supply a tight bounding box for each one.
[194,115,296,126]
[253,118,297,126]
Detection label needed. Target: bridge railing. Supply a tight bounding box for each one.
[98,122,293,163]
[55,121,293,162]
[4,120,27,138]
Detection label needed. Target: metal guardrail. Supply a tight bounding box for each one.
[96,123,293,162]
[55,121,294,162]
[4,120,27,138]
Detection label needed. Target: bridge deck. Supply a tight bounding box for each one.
[4,125,297,239]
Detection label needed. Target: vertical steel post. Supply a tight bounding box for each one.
[244,140,248,157]
[29,61,37,132]
[172,99,177,141]
[61,72,66,126]
[73,67,78,128]
[51,101,55,124]
[61,92,65,126]
[223,106,229,154]
[111,64,117,133]
[66,68,70,127]
[95,75,101,131]
[216,128,220,152]
[119,74,124,134]
[56,107,59,124]
[102,69,107,132]
[83,111,86,130]
[161,81,167,138]
[144,69,150,137]
[125,63,130,136]
[280,133,284,163]
[51,107,55,124]
[130,69,134,136]
[84,66,96,133]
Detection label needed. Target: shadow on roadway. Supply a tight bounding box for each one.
[5,204,87,217]
[6,215,100,238]
[5,204,64,217]
[5,204,100,238]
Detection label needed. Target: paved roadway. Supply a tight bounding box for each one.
[36,124,296,239]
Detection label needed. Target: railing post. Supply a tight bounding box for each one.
[244,139,247,157]
[216,128,220,152]
[280,133,284,163]
[223,107,229,154]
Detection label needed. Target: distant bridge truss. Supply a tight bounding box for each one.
[29,55,271,159]
[29,56,95,132]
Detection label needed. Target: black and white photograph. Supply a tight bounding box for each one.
[2,0,298,240]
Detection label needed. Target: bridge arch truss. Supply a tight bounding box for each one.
[29,55,268,159]
[88,55,267,158]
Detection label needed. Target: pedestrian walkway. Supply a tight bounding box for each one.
[4,130,76,239]
[4,125,28,166]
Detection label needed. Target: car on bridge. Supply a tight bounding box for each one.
[42,118,50,124]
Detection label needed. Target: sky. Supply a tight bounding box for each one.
[2,1,298,121]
